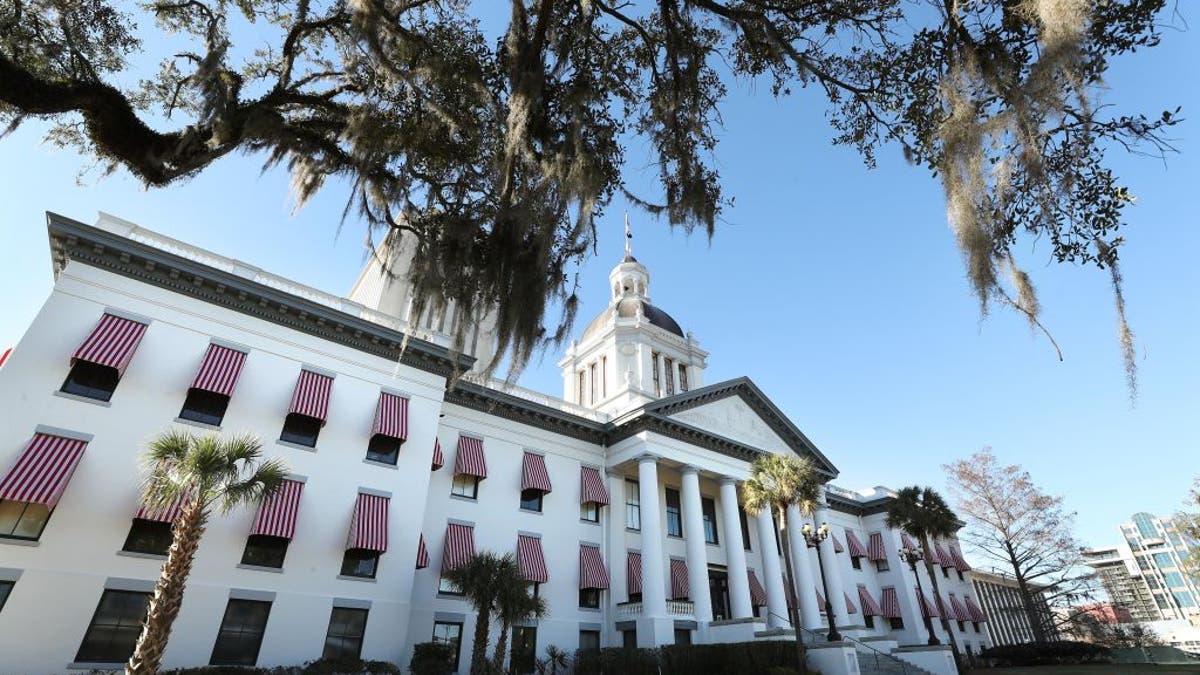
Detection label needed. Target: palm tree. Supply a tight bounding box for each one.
[886,486,962,661]
[443,551,519,675]
[493,567,546,673]
[126,430,287,675]
[743,453,821,674]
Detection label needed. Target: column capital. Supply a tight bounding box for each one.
[606,468,625,479]
[636,452,660,464]
[719,475,739,487]
[680,464,701,476]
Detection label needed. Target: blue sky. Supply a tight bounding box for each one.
[1,13,1197,557]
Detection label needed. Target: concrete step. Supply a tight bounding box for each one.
[855,652,934,675]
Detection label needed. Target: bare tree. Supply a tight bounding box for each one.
[944,448,1095,642]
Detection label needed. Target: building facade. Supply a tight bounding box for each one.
[969,569,1058,646]
[0,213,988,674]
[1085,512,1200,626]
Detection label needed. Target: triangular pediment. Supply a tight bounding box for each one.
[667,396,793,455]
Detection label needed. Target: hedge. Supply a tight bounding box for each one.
[159,658,400,675]
[980,640,1111,666]
[573,640,807,675]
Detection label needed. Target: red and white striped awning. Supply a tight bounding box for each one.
[880,587,902,618]
[845,529,869,558]
[73,313,148,376]
[372,392,409,441]
[948,594,970,621]
[747,570,768,607]
[442,522,476,572]
[416,533,430,569]
[288,370,334,424]
[670,559,689,600]
[858,584,883,616]
[521,453,552,493]
[626,552,643,595]
[579,544,609,590]
[844,591,858,615]
[580,466,609,505]
[915,587,939,618]
[0,432,88,507]
[815,586,827,609]
[346,493,389,552]
[250,479,304,539]
[453,436,487,478]
[135,494,188,523]
[868,532,888,561]
[517,534,549,583]
[964,595,987,622]
[431,439,444,471]
[938,543,957,568]
[190,344,247,396]
[900,532,919,551]
[831,533,845,553]
[950,544,972,572]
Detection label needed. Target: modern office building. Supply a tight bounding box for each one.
[0,212,987,674]
[1084,512,1200,626]
[970,569,1058,646]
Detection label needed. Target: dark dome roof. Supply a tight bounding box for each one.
[581,297,684,341]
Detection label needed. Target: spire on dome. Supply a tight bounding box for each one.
[623,211,636,262]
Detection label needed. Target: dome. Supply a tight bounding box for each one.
[580,297,684,342]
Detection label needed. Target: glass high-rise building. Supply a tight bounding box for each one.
[1085,512,1200,626]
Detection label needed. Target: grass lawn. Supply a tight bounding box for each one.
[969,666,1200,674]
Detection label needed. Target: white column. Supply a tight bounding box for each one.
[718,478,753,620]
[607,470,628,604]
[637,455,667,617]
[755,508,790,628]
[786,504,822,630]
[815,491,849,627]
[680,466,713,623]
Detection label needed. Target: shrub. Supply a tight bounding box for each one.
[573,641,803,675]
[160,659,400,675]
[981,640,1111,666]
[408,641,456,675]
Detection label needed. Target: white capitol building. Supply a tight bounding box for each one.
[0,212,988,674]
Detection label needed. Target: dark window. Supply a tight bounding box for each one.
[241,535,290,569]
[520,489,544,512]
[851,557,862,570]
[61,361,119,401]
[579,588,601,609]
[323,607,368,660]
[341,549,380,579]
[451,474,480,499]
[432,621,463,671]
[701,497,719,545]
[942,567,949,578]
[579,629,600,652]
[580,502,600,523]
[625,480,640,531]
[511,626,537,674]
[957,570,965,581]
[438,575,462,596]
[972,622,980,633]
[673,628,691,645]
[679,365,689,392]
[864,614,874,629]
[0,580,12,612]
[366,435,401,465]
[0,500,52,541]
[628,592,642,603]
[179,388,230,426]
[622,629,637,649]
[651,351,661,395]
[876,559,890,572]
[664,357,675,395]
[528,583,541,599]
[75,590,150,663]
[122,519,173,556]
[279,413,321,447]
[665,488,682,537]
[889,617,904,630]
[738,507,752,551]
[957,620,966,632]
[210,599,271,666]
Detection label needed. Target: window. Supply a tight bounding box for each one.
[577,371,585,404]
[0,500,51,541]
[580,502,599,523]
[679,364,689,392]
[601,355,608,398]
[889,617,904,630]
[279,413,321,447]
[241,535,289,569]
[957,620,966,632]
[61,361,119,401]
[651,351,661,395]
[75,589,151,664]
[701,497,719,545]
[625,480,641,530]
[673,628,691,645]
[942,567,949,578]
[628,591,642,603]
[957,570,964,581]
[875,559,890,572]
[738,506,752,551]
[365,435,401,465]
[622,629,637,649]
[520,488,544,513]
[664,357,675,395]
[323,607,368,660]
[511,626,537,674]
[439,575,463,596]
[579,629,600,652]
[580,587,601,609]
[851,556,862,570]
[179,388,230,426]
[451,474,480,500]
[210,599,271,666]
[589,362,597,404]
[665,488,682,537]
[432,621,463,671]
[0,580,12,612]
[863,614,874,629]
[971,622,980,633]
[341,549,380,579]
[122,519,173,556]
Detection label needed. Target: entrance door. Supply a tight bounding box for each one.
[708,568,730,620]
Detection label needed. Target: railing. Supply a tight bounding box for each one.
[458,372,611,422]
[765,611,912,674]
[614,600,696,617]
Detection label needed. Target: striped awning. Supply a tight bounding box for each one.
[937,543,955,568]
[670,559,689,600]
[372,392,409,441]
[579,544,610,590]
[948,594,970,621]
[431,439,444,471]
[747,570,768,607]
[580,466,609,505]
[442,522,476,572]
[915,587,939,618]
[0,432,88,507]
[288,370,333,424]
[900,532,919,551]
[950,544,972,572]
[831,533,844,553]
[845,529,869,558]
[135,494,188,523]
[190,344,247,396]
[521,453,552,494]
[453,436,487,478]
[815,586,827,609]
[73,313,148,376]
[250,479,304,539]
[858,584,883,616]
[346,493,389,552]
[844,591,858,615]
[880,587,902,618]
[964,595,987,622]
[627,552,643,595]
[517,534,549,583]
[416,534,430,569]
[867,532,888,561]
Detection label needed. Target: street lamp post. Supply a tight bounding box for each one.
[802,522,842,642]
[899,545,940,646]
